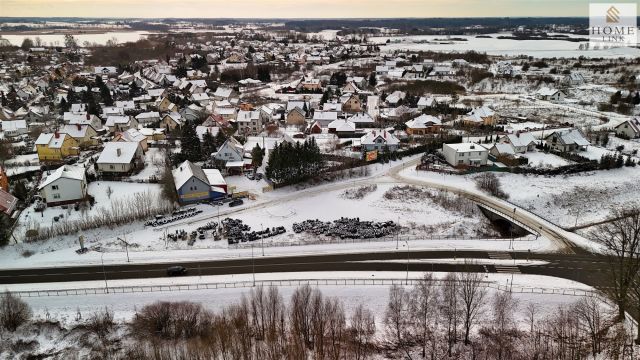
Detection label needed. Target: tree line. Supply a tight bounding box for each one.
[265,138,325,185]
[1,276,634,359]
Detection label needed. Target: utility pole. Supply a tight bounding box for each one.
[261,223,265,256]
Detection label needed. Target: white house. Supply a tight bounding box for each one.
[536,87,566,102]
[96,142,144,175]
[38,165,87,206]
[615,118,640,139]
[499,132,537,153]
[1,120,27,137]
[135,111,161,125]
[213,137,245,163]
[442,143,489,167]
[544,129,590,152]
[360,130,399,152]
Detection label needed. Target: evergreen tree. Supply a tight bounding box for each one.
[368,72,376,87]
[12,180,28,201]
[58,97,69,114]
[251,144,265,169]
[178,121,202,162]
[201,130,217,160]
[0,214,11,247]
[67,88,77,105]
[100,85,113,106]
[214,129,227,147]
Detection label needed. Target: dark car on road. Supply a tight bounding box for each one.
[229,199,244,207]
[166,266,187,276]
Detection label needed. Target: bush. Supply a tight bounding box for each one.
[0,291,32,331]
[474,173,509,199]
[131,301,212,340]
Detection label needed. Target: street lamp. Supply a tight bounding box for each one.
[261,223,265,256]
[117,236,130,263]
[396,215,400,250]
[251,243,256,286]
[404,240,410,285]
[101,252,108,294]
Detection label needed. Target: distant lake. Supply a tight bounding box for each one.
[0,31,151,47]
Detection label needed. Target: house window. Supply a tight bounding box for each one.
[110,165,114,170]
[51,185,59,190]
[53,193,61,199]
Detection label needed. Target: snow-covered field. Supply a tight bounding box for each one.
[498,166,640,228]
[369,33,640,58]
[3,178,533,269]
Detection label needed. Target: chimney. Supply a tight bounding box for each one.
[86,113,90,120]
[76,124,81,131]
[116,148,122,157]
[54,131,59,139]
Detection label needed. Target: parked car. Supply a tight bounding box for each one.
[166,266,187,276]
[229,199,244,207]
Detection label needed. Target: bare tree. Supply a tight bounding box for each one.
[480,291,519,360]
[384,284,412,358]
[349,304,376,360]
[0,290,31,331]
[440,272,460,357]
[411,273,437,358]
[593,208,640,320]
[574,296,611,358]
[457,270,488,346]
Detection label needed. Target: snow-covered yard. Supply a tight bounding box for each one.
[522,150,573,168]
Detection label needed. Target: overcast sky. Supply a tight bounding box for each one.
[1,0,612,18]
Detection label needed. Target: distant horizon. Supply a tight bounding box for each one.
[3,0,631,19]
[0,16,598,21]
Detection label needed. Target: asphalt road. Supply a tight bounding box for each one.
[0,250,609,290]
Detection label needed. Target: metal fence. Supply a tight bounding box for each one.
[13,277,600,299]
[233,234,536,249]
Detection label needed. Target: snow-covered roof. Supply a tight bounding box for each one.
[313,111,338,121]
[328,119,356,132]
[360,129,399,146]
[491,143,516,156]
[347,112,374,124]
[39,165,85,189]
[445,143,488,153]
[503,133,537,148]
[117,128,146,143]
[213,87,233,98]
[203,169,226,186]
[105,115,131,127]
[60,124,92,138]
[135,111,160,120]
[536,87,560,97]
[97,142,140,164]
[1,120,26,132]
[172,160,208,190]
[406,114,441,129]
[546,129,590,147]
